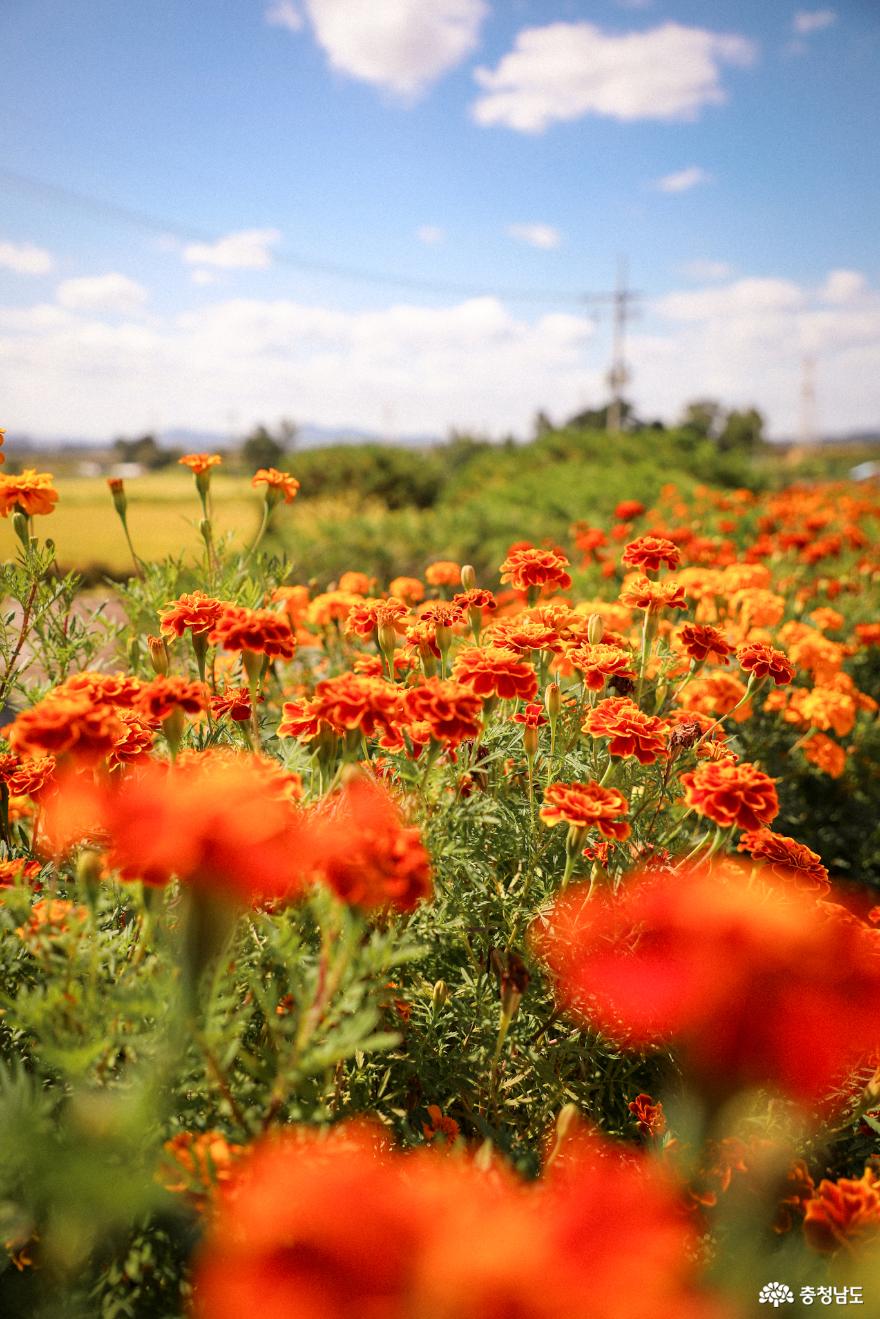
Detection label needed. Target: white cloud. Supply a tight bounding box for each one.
[471,21,757,132]
[0,240,54,276]
[56,273,149,315]
[416,225,445,245]
[653,166,712,194]
[298,0,488,98]
[506,223,561,250]
[820,269,866,304]
[793,9,837,35]
[680,259,733,282]
[182,228,281,270]
[264,0,303,32]
[191,269,218,287]
[5,271,880,442]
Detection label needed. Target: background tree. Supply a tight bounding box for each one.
[719,407,764,451]
[240,419,297,471]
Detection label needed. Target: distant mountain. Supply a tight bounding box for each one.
[5,424,443,452]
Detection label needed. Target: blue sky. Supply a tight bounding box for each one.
[1,0,878,441]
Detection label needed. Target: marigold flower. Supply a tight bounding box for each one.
[567,643,635,691]
[452,647,539,703]
[621,536,680,574]
[487,620,561,654]
[210,605,296,660]
[628,1094,666,1139]
[540,780,630,841]
[615,500,645,522]
[422,1105,460,1144]
[109,710,156,767]
[210,686,254,723]
[736,642,796,686]
[425,560,461,587]
[159,591,227,638]
[804,1168,880,1254]
[8,694,125,764]
[679,672,752,723]
[737,828,829,894]
[620,577,687,614]
[0,753,56,799]
[338,571,374,596]
[160,1131,245,1210]
[678,624,732,665]
[304,778,432,912]
[279,673,403,750]
[402,679,482,748]
[136,676,209,725]
[855,622,880,648]
[499,545,572,594]
[582,698,668,765]
[344,597,410,641]
[681,759,779,832]
[179,453,222,475]
[0,858,42,888]
[57,671,143,708]
[785,685,856,738]
[388,576,424,604]
[452,587,497,616]
[0,469,59,517]
[251,467,300,504]
[801,731,846,778]
[16,898,88,943]
[533,862,880,1104]
[513,702,548,730]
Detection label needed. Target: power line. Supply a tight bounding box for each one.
[0,165,624,307]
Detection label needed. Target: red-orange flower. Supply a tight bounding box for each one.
[803,1168,880,1253]
[402,678,482,748]
[344,597,410,641]
[8,695,125,764]
[736,642,796,686]
[499,546,572,594]
[210,605,296,660]
[279,673,403,749]
[533,862,880,1104]
[628,1094,667,1139]
[251,468,300,503]
[681,759,779,832]
[801,731,846,778]
[540,780,630,841]
[160,1131,245,1210]
[0,469,59,517]
[737,828,829,893]
[582,698,668,765]
[678,624,732,665]
[622,536,680,574]
[136,676,210,724]
[179,453,222,475]
[615,500,645,522]
[0,753,56,799]
[159,591,227,638]
[452,647,539,703]
[619,577,687,614]
[0,858,42,888]
[304,778,432,912]
[567,643,635,691]
[424,560,461,587]
[211,686,254,722]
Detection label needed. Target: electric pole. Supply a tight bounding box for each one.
[606,258,638,433]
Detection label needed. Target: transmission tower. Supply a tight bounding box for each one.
[606,259,639,433]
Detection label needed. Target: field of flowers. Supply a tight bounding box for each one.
[0,431,879,1317]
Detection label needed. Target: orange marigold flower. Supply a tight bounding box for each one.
[801,731,847,778]
[307,590,362,626]
[57,670,143,708]
[499,545,572,594]
[0,753,56,799]
[737,828,829,894]
[533,862,880,1104]
[424,560,461,587]
[615,500,645,522]
[8,695,125,764]
[0,858,42,888]
[736,642,796,686]
[628,1094,666,1139]
[210,686,254,722]
[402,679,482,748]
[679,672,752,723]
[280,673,403,749]
[582,698,668,765]
[344,597,410,640]
[109,710,156,767]
[388,575,424,604]
[678,624,732,665]
[567,643,635,691]
[855,622,880,647]
[251,467,299,504]
[179,453,222,475]
[804,1168,880,1254]
[619,577,687,614]
[452,646,539,703]
[681,759,779,832]
[159,591,227,638]
[160,1131,245,1209]
[0,469,59,518]
[487,620,561,654]
[305,778,432,912]
[16,898,88,943]
[136,676,209,724]
[621,535,680,574]
[540,780,630,841]
[422,1105,460,1144]
[513,702,548,730]
[210,605,296,660]
[272,584,311,625]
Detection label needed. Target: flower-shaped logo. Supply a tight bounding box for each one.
[758,1282,795,1307]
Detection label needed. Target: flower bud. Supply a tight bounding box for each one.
[147,634,170,676]
[378,622,398,669]
[523,724,539,759]
[435,623,453,660]
[461,564,476,591]
[243,649,264,690]
[431,979,449,1010]
[107,477,127,518]
[11,508,29,549]
[555,1102,579,1144]
[587,613,605,644]
[545,682,561,720]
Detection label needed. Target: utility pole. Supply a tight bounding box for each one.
[799,355,817,446]
[606,258,637,434]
